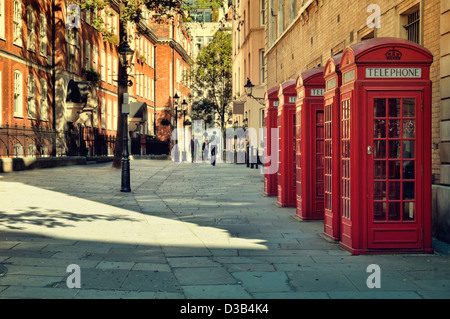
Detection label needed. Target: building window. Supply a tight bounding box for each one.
[14,143,24,157]
[269,0,275,44]
[107,99,112,129]
[27,74,36,119]
[85,40,91,69]
[40,78,47,121]
[190,9,212,23]
[260,50,265,85]
[39,14,47,56]
[101,97,106,129]
[28,143,36,157]
[27,6,36,52]
[107,53,111,84]
[85,9,91,24]
[93,101,98,128]
[113,56,117,87]
[405,9,420,44]
[113,101,117,130]
[278,0,285,36]
[260,0,266,26]
[14,70,23,117]
[93,45,98,71]
[290,0,296,23]
[0,0,5,39]
[13,0,22,46]
[101,50,106,81]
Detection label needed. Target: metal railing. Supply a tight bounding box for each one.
[0,123,116,158]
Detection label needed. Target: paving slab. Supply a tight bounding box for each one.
[0,160,449,300]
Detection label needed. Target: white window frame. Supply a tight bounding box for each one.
[107,53,111,84]
[85,40,91,69]
[260,49,265,85]
[13,0,22,47]
[27,6,36,52]
[113,101,117,131]
[0,0,5,40]
[113,56,117,86]
[27,74,36,119]
[40,78,47,121]
[101,97,106,129]
[107,99,112,129]
[39,14,47,56]
[93,45,98,71]
[101,50,106,81]
[14,70,23,118]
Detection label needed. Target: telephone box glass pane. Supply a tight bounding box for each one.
[374,140,386,158]
[388,140,401,159]
[403,181,415,200]
[374,99,386,117]
[403,99,415,117]
[374,161,386,179]
[388,161,401,179]
[374,182,386,200]
[403,140,415,158]
[374,202,386,221]
[403,202,415,221]
[374,120,386,138]
[388,202,401,220]
[403,119,415,138]
[403,161,415,179]
[388,98,401,117]
[388,181,401,200]
[388,120,401,138]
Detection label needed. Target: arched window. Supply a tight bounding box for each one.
[27,74,36,119]
[40,78,48,121]
[27,6,36,52]
[39,13,47,56]
[14,70,23,117]
[13,0,22,46]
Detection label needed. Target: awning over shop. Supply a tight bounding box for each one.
[130,102,147,119]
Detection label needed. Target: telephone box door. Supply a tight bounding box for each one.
[368,91,423,250]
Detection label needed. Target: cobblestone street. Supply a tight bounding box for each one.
[0,159,449,299]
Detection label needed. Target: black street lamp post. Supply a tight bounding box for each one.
[118,38,134,192]
[173,93,180,162]
[181,99,188,162]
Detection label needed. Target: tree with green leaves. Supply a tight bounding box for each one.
[189,29,232,132]
[70,0,184,169]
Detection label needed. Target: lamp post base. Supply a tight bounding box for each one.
[120,157,131,192]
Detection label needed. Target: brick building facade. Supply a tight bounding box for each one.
[0,0,191,158]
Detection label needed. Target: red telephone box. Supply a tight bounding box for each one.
[337,37,433,254]
[295,67,325,220]
[277,79,297,207]
[323,55,342,240]
[264,86,279,196]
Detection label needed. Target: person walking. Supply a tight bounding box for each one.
[210,131,218,166]
[202,132,209,161]
[190,136,199,163]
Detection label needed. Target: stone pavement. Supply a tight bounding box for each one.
[0,159,449,299]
